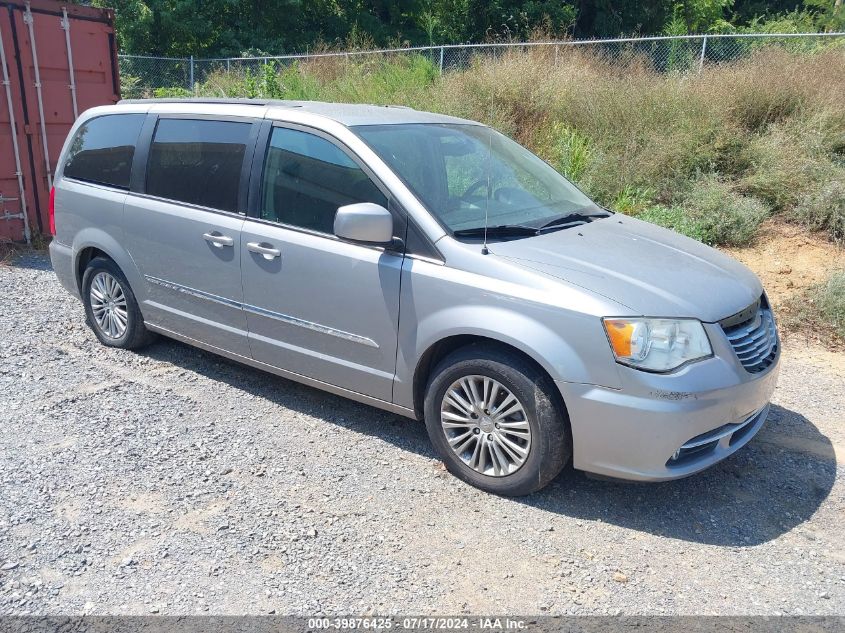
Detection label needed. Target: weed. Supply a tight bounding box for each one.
[792,176,845,244]
[612,186,657,215]
[153,86,191,98]
[551,124,592,183]
[784,270,845,342]
[680,177,770,246]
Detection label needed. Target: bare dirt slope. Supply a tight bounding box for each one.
[723,221,845,340]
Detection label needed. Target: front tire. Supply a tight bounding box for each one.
[81,257,155,349]
[423,344,571,496]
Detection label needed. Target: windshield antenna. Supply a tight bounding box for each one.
[481,65,494,256]
[481,131,492,255]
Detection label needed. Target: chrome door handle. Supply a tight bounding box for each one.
[247,241,281,259]
[203,232,234,248]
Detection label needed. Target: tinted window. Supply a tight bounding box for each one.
[146,119,251,212]
[63,114,145,189]
[260,127,386,234]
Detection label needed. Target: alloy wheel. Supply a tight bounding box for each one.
[89,271,128,339]
[440,375,532,477]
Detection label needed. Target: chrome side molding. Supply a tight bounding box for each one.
[144,275,379,348]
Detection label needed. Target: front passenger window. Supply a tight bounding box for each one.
[260,127,387,234]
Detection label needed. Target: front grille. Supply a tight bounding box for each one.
[720,297,778,374]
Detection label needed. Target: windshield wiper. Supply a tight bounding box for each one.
[453,211,612,239]
[538,210,612,232]
[453,224,540,238]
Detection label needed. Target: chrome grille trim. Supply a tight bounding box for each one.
[667,405,769,468]
[679,408,760,450]
[720,297,778,374]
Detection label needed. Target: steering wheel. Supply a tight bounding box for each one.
[461,179,489,201]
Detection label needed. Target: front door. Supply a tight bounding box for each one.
[124,116,258,356]
[240,125,403,402]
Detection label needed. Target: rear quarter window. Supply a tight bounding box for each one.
[62,114,145,190]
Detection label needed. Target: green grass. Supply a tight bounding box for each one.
[636,206,710,243]
[612,186,657,216]
[536,122,593,183]
[199,54,438,104]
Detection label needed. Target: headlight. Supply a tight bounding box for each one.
[602,318,712,372]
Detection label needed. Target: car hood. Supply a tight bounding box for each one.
[488,215,762,322]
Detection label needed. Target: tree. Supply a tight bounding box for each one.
[805,0,845,30]
[460,0,577,40]
[671,0,734,33]
[88,0,838,56]
[574,0,671,38]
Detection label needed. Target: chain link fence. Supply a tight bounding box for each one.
[118,32,845,98]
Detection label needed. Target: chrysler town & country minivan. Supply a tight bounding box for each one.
[49,99,780,495]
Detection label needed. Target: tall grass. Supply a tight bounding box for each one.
[785,270,845,343]
[192,44,845,246]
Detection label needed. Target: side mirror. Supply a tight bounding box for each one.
[334,202,394,246]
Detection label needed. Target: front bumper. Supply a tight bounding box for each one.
[558,327,780,481]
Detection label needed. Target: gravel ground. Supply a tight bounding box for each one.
[0,251,843,616]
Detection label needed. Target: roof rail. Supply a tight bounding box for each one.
[117,97,299,107]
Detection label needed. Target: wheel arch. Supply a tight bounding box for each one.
[411,334,568,422]
[71,229,144,301]
[75,246,110,293]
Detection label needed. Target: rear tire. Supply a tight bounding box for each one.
[81,257,156,350]
[423,343,570,496]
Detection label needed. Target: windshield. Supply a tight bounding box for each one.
[353,123,601,237]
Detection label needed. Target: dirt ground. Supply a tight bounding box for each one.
[723,221,844,307]
[723,220,844,327]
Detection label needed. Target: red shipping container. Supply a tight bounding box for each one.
[0,0,119,242]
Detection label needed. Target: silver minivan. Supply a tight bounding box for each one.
[49,99,780,495]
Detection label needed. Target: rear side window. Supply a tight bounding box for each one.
[146,119,251,212]
[62,114,145,189]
